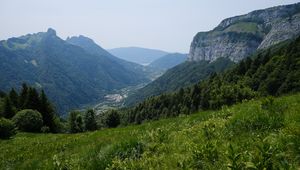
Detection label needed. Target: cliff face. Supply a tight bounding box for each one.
[189,3,300,62]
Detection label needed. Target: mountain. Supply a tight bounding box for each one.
[124,3,300,106]
[66,35,150,79]
[108,47,168,65]
[124,58,234,106]
[0,28,149,114]
[148,53,187,71]
[120,35,300,124]
[189,3,300,62]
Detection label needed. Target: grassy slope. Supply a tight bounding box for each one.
[1,93,300,169]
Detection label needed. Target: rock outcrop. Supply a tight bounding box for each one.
[189,3,300,62]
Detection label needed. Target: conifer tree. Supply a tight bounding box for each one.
[3,96,15,118]
[24,87,40,111]
[39,90,56,132]
[0,90,6,98]
[19,83,29,109]
[9,88,19,109]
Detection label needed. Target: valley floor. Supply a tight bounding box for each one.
[1,94,300,169]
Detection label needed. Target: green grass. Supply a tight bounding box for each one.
[1,94,300,169]
[225,22,259,34]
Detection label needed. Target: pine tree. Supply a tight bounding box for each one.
[9,88,19,109]
[3,96,15,118]
[0,90,6,98]
[39,90,56,132]
[24,88,40,111]
[19,83,29,109]
[84,109,97,131]
[76,115,83,132]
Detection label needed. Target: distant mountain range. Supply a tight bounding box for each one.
[0,29,149,114]
[108,47,168,65]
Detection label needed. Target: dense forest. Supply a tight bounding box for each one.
[115,36,300,125]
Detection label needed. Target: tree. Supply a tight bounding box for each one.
[68,111,83,133]
[9,88,19,109]
[0,118,16,139]
[19,83,29,109]
[104,110,120,128]
[12,109,43,132]
[39,90,57,132]
[0,90,6,98]
[3,96,15,119]
[84,109,97,131]
[23,88,40,110]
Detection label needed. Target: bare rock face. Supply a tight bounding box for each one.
[189,3,300,62]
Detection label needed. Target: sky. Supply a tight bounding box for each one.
[0,0,299,53]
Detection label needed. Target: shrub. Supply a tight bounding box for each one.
[12,109,43,132]
[0,118,16,139]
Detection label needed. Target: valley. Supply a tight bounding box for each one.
[93,83,146,114]
[0,2,300,170]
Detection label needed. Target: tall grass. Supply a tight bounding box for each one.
[1,94,299,169]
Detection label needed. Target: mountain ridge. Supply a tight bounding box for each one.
[189,2,300,62]
[0,29,149,114]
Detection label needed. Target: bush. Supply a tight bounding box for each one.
[0,118,16,139]
[13,109,43,132]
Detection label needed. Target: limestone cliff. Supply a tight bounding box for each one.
[189,3,300,62]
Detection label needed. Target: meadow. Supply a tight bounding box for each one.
[1,93,300,169]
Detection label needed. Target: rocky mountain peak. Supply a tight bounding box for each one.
[46,28,56,36]
[188,3,300,62]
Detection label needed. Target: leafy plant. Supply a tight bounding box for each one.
[12,109,43,132]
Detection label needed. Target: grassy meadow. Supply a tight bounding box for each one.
[1,93,300,169]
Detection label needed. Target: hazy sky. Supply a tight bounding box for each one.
[0,0,299,53]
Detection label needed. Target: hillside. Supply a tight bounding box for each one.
[148,53,187,71]
[108,47,168,65]
[0,29,149,114]
[66,35,152,79]
[189,3,300,62]
[124,57,234,106]
[1,93,299,169]
[120,35,300,124]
